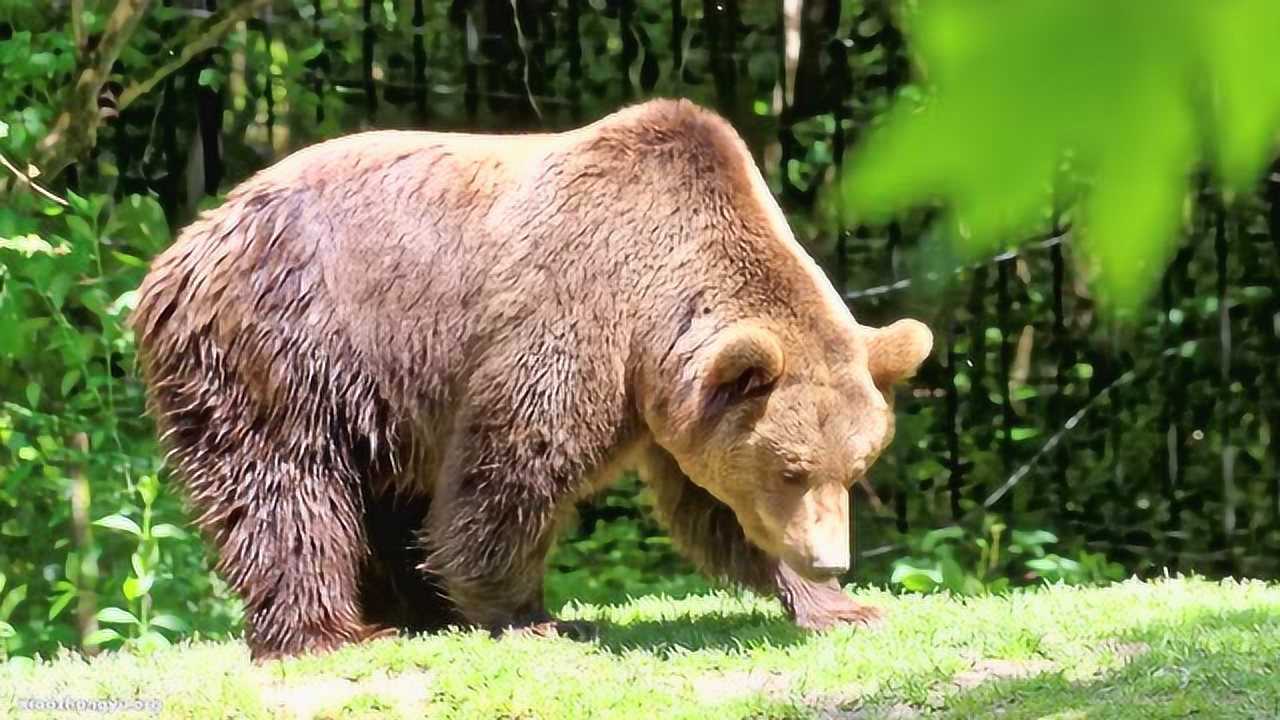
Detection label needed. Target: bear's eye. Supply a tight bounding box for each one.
[729,367,774,398]
[707,367,775,413]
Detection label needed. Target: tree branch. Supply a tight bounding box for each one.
[0,151,70,206]
[18,0,268,188]
[71,0,86,55]
[117,0,271,113]
[68,432,99,657]
[31,0,154,181]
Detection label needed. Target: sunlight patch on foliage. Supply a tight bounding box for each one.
[843,0,1280,308]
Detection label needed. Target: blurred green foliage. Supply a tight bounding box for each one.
[844,0,1280,307]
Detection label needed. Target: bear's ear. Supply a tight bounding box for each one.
[700,323,785,413]
[867,319,933,388]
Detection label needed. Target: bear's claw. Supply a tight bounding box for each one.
[497,619,598,642]
[359,624,401,642]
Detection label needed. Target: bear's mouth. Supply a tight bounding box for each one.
[779,544,850,582]
[797,565,845,582]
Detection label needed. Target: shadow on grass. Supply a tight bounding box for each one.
[874,607,1280,719]
[589,610,810,656]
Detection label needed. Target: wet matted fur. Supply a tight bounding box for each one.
[131,99,932,659]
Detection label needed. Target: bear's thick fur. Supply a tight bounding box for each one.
[132,99,932,659]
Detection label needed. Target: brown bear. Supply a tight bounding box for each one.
[131,99,933,659]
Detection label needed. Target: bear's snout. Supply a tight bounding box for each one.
[781,482,851,580]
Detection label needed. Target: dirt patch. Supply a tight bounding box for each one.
[690,658,1056,718]
[1101,640,1150,663]
[807,700,921,719]
[260,669,432,718]
[950,658,1055,690]
[692,670,918,719]
[691,669,793,703]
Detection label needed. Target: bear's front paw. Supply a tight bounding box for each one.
[776,563,885,632]
[793,596,883,631]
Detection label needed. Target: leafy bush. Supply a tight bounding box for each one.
[547,474,707,611]
[890,517,1126,596]
[0,188,240,659]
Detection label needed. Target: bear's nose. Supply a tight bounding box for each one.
[808,542,850,578]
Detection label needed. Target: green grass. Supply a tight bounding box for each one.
[3,577,1279,719]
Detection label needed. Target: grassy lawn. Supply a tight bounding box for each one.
[3,577,1278,719]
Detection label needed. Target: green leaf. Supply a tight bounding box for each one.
[135,630,172,653]
[0,620,14,638]
[842,0,1280,309]
[47,591,75,621]
[138,474,159,506]
[149,614,189,633]
[96,606,140,625]
[64,215,93,242]
[1010,427,1040,442]
[93,514,142,537]
[84,628,123,646]
[0,233,62,256]
[297,40,324,62]
[0,584,27,619]
[122,575,153,601]
[1011,529,1058,549]
[65,190,93,217]
[939,555,969,594]
[109,250,148,268]
[60,369,80,397]
[920,526,966,553]
[962,576,987,596]
[197,67,223,89]
[150,523,186,539]
[890,564,942,593]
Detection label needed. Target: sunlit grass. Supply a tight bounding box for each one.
[3,577,1278,719]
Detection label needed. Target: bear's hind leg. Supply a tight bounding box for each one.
[158,377,386,659]
[208,447,386,659]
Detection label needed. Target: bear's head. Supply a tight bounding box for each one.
[656,317,932,581]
